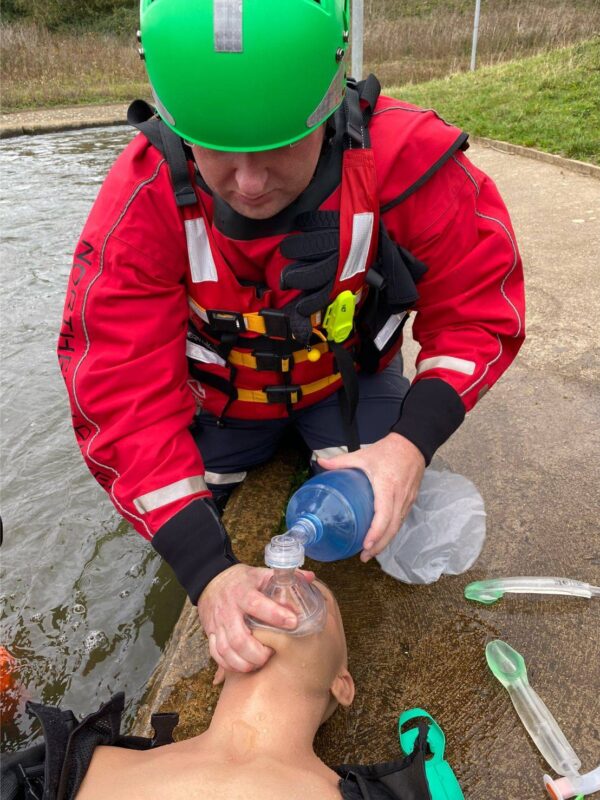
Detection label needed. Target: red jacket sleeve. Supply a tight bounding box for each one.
[57,136,211,541]
[386,149,525,461]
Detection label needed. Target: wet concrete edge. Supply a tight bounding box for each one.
[0,105,598,180]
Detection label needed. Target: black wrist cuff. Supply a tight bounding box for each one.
[152,498,239,605]
[391,378,466,465]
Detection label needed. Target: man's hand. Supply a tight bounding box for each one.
[317,433,425,562]
[197,563,314,673]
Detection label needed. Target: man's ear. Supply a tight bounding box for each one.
[330,669,355,707]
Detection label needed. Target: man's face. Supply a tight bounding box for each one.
[191,126,325,220]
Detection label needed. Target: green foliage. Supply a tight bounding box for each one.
[387,39,600,164]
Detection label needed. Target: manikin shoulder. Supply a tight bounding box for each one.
[77,737,343,800]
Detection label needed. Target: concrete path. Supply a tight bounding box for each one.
[133,142,600,800]
[0,103,129,138]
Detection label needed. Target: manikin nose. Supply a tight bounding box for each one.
[234,154,269,197]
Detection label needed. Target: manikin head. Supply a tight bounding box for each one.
[222,580,355,723]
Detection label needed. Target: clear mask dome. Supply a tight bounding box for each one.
[247,535,326,636]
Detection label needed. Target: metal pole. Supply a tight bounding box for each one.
[470,0,481,71]
[351,0,363,81]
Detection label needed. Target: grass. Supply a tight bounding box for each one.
[386,39,600,165]
[362,0,600,86]
[0,22,149,111]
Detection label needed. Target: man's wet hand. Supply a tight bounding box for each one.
[197,563,313,674]
[317,432,425,562]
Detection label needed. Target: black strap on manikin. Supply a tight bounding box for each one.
[127,100,197,207]
[0,693,179,800]
[336,718,432,799]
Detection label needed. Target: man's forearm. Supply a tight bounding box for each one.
[151,497,239,604]
[391,378,466,465]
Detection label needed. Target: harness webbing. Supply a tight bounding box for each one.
[127,100,196,207]
[126,82,384,451]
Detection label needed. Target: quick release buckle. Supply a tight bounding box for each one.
[255,352,294,372]
[206,309,246,333]
[259,309,290,339]
[265,385,302,404]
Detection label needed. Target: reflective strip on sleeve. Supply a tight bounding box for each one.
[310,441,373,462]
[416,356,476,376]
[310,446,348,462]
[204,470,248,486]
[133,476,208,514]
[374,312,408,351]
[213,0,243,53]
[185,340,227,367]
[185,218,218,283]
[340,213,375,281]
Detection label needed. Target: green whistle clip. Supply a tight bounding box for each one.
[323,290,356,343]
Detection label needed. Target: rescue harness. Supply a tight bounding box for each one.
[128,77,428,450]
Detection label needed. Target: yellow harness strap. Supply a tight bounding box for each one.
[236,373,342,405]
[227,341,330,372]
[189,297,322,335]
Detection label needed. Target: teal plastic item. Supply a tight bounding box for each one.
[485,640,581,777]
[399,708,465,799]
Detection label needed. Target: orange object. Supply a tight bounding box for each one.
[0,646,17,692]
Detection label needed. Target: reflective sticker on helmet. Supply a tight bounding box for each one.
[151,84,175,125]
[214,0,243,53]
[306,61,345,128]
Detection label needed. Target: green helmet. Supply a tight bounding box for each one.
[139,0,350,152]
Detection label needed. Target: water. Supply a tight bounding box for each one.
[0,126,186,750]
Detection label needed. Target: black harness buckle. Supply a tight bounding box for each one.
[254,351,294,372]
[259,309,290,339]
[206,309,246,333]
[265,385,302,404]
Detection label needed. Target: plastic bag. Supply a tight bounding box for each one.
[375,468,486,584]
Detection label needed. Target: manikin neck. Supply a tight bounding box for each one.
[202,667,330,763]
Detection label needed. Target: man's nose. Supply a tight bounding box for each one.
[234,154,269,197]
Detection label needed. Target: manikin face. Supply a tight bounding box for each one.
[252,579,354,719]
[191,126,325,220]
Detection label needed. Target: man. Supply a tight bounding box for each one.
[2,582,451,799]
[57,1,525,674]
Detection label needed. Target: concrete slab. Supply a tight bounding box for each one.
[0,104,128,138]
[131,144,600,798]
